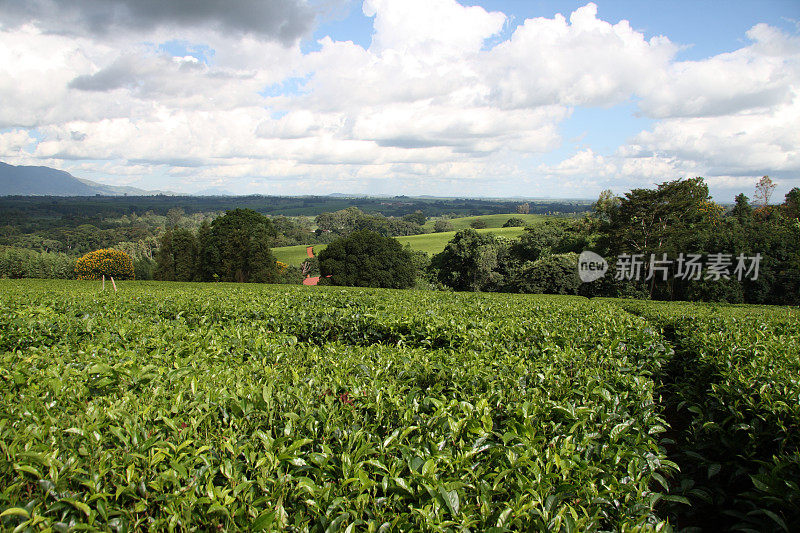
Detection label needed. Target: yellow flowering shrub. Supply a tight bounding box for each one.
[75,249,135,280]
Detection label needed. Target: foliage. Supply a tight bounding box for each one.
[276,262,305,285]
[402,211,427,226]
[511,219,583,262]
[133,257,155,281]
[75,249,134,280]
[207,209,279,283]
[784,187,800,220]
[605,178,714,260]
[315,207,425,239]
[433,219,453,233]
[430,229,505,292]
[730,193,752,222]
[505,253,581,295]
[154,227,198,282]
[592,189,619,224]
[0,247,76,279]
[318,230,416,289]
[469,219,487,229]
[0,280,682,531]
[617,300,800,531]
[502,217,526,228]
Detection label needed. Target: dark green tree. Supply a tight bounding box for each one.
[784,187,800,220]
[605,177,721,299]
[505,253,581,295]
[730,193,752,223]
[502,217,526,228]
[315,207,365,236]
[402,211,426,226]
[607,178,715,257]
[511,218,589,264]
[209,209,278,283]
[430,229,505,291]
[470,219,488,229]
[433,220,453,233]
[154,227,198,281]
[317,230,415,288]
[196,220,218,282]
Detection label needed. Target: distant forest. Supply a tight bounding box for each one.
[0,194,589,280]
[1,180,798,306]
[0,195,591,229]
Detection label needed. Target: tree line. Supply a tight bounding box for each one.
[2,177,797,306]
[154,209,286,283]
[427,177,799,305]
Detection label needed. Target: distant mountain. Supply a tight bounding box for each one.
[0,161,167,196]
[195,186,236,196]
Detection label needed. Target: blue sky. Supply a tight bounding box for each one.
[318,0,799,59]
[0,0,798,201]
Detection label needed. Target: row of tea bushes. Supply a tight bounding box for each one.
[619,299,799,531]
[1,281,675,531]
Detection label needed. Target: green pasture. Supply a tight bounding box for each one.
[272,226,528,265]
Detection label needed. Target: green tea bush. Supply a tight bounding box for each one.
[0,281,676,531]
[618,300,800,531]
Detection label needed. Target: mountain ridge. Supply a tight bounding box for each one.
[0,162,169,196]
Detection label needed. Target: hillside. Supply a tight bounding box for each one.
[272,225,530,265]
[422,213,548,231]
[0,161,158,196]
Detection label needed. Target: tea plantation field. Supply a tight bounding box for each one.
[1,280,797,532]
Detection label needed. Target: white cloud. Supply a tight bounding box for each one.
[363,0,506,56]
[482,3,677,108]
[0,1,797,199]
[639,23,800,118]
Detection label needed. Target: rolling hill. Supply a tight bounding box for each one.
[0,161,162,196]
[272,225,532,265]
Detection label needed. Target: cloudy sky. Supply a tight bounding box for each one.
[1,0,798,200]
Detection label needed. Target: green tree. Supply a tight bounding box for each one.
[605,178,720,299]
[608,178,714,257]
[502,217,526,228]
[209,209,278,283]
[592,189,620,225]
[730,193,752,223]
[402,211,426,226]
[430,229,505,291]
[784,187,800,220]
[505,253,581,295]
[154,227,198,281]
[196,220,218,282]
[315,207,365,236]
[511,219,586,262]
[470,219,487,229]
[433,220,453,233]
[318,230,415,288]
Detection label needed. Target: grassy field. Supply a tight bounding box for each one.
[1,279,797,531]
[273,226,529,265]
[395,226,526,255]
[273,243,316,265]
[422,213,548,231]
